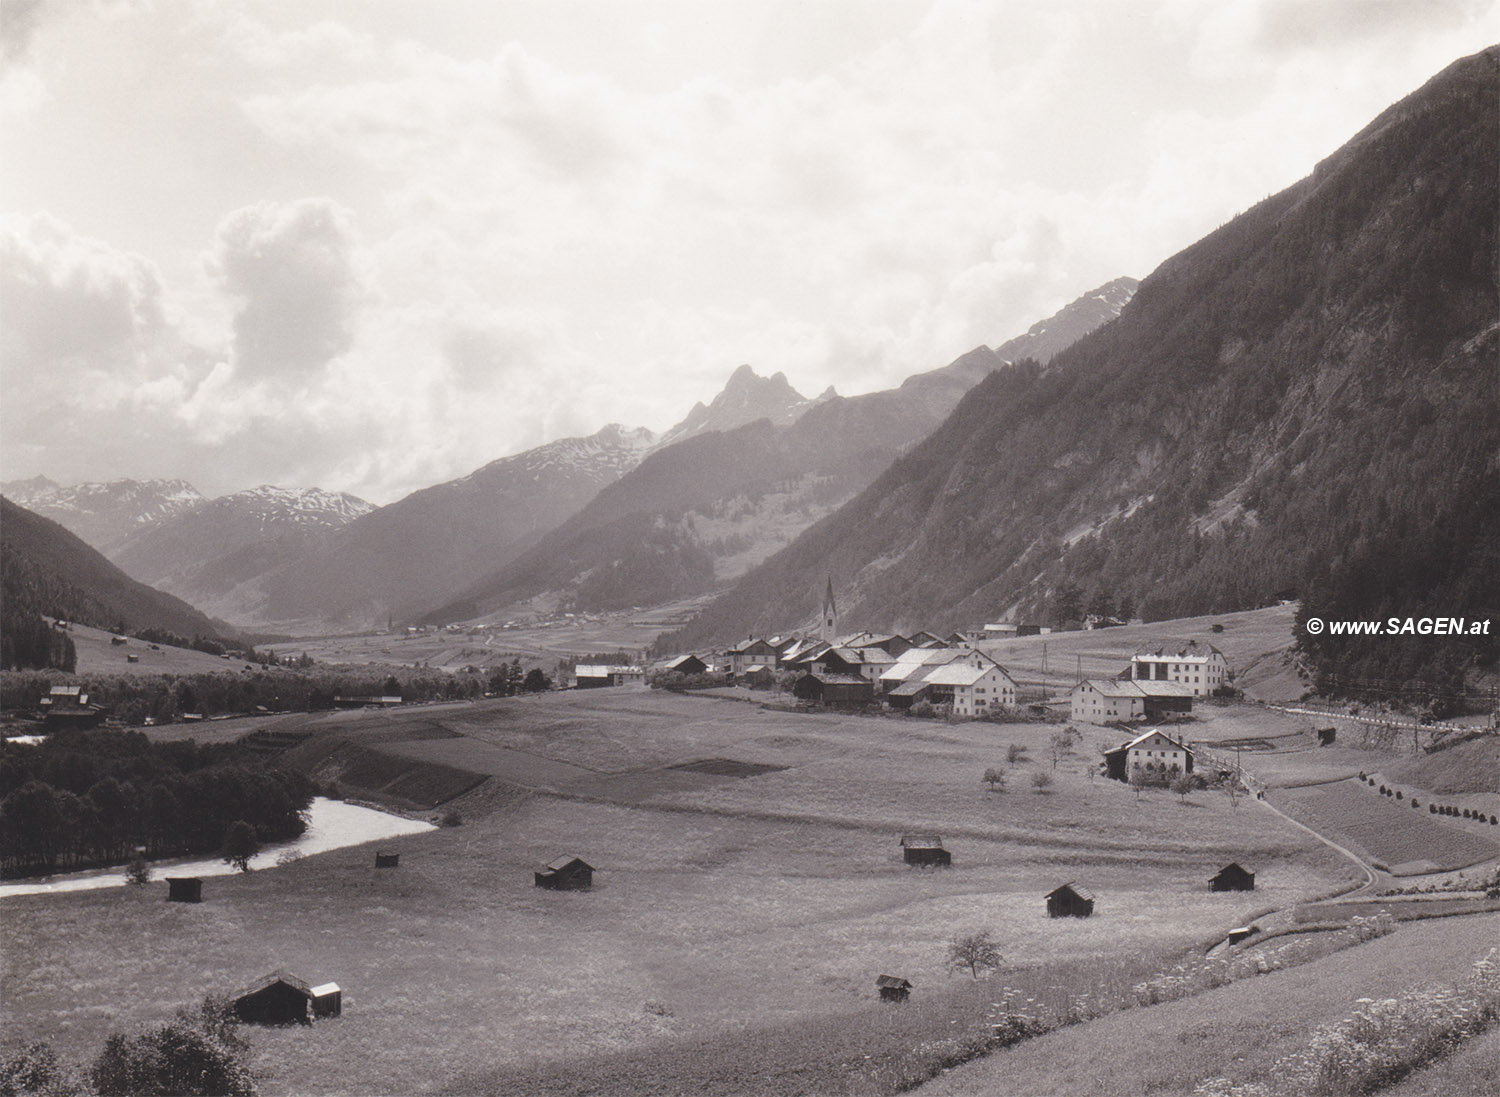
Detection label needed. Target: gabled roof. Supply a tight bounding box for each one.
[726,639,778,656]
[1119,728,1193,753]
[541,855,593,873]
[800,672,869,686]
[1212,862,1254,877]
[1046,882,1095,902]
[876,975,913,989]
[887,680,933,698]
[923,662,1011,687]
[308,982,341,998]
[1074,679,1194,699]
[662,654,705,671]
[900,834,944,848]
[236,970,312,999]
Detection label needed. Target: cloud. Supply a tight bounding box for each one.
[208,199,367,379]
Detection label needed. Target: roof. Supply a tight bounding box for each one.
[308,983,341,997]
[662,654,705,671]
[801,672,869,686]
[1073,679,1193,699]
[1046,882,1095,902]
[1213,862,1254,876]
[726,639,777,655]
[900,834,944,848]
[575,664,640,677]
[922,663,993,687]
[887,680,933,698]
[48,685,82,697]
[542,855,593,873]
[876,975,912,989]
[237,970,312,999]
[1120,728,1193,753]
[1133,641,1225,660]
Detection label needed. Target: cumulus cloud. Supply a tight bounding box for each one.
[208,199,367,379]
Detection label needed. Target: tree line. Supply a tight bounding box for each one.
[0,730,314,878]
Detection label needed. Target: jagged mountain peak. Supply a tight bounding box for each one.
[654,364,817,451]
[0,476,206,553]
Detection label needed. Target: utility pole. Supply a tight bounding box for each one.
[1041,642,1048,702]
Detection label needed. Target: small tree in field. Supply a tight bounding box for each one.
[1129,767,1148,802]
[126,855,151,886]
[1171,773,1196,803]
[983,766,1007,792]
[1031,770,1053,794]
[221,820,259,873]
[1006,743,1027,765]
[947,931,1003,979]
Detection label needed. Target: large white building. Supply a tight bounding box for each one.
[880,647,1018,716]
[1129,641,1228,696]
[1069,679,1195,724]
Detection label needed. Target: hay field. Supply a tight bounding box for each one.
[1,690,1357,1095]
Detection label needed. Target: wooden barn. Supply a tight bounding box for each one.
[661,654,708,676]
[1209,863,1256,892]
[1045,882,1095,918]
[792,672,874,708]
[876,975,912,1003]
[233,971,341,1025]
[1316,727,1337,746]
[375,852,400,868]
[900,834,951,866]
[535,856,594,890]
[165,877,202,903]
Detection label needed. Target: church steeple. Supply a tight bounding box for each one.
[821,577,837,642]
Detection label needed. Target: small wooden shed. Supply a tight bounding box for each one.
[535,856,594,890]
[1209,863,1256,892]
[1316,727,1337,746]
[166,877,202,903]
[876,975,912,1003]
[234,971,340,1025]
[1045,882,1095,918]
[375,852,400,868]
[900,834,951,866]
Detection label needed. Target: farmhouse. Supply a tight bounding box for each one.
[879,648,1017,715]
[1103,729,1195,782]
[1069,679,1195,724]
[1130,641,1229,696]
[876,975,913,1002]
[233,971,341,1025]
[659,654,708,676]
[1210,863,1256,892]
[1046,882,1095,918]
[535,856,594,890]
[39,685,103,729]
[574,665,645,688]
[725,638,779,678]
[165,877,202,903]
[900,834,951,866]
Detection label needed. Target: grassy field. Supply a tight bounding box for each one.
[0,689,1359,1096]
[66,621,245,677]
[1273,780,1500,874]
[914,910,1500,1097]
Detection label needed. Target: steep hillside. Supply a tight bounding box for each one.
[422,279,1137,623]
[0,476,203,553]
[107,485,373,620]
[666,47,1499,683]
[1,497,226,668]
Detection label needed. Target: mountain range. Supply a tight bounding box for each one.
[663,45,1499,681]
[0,477,204,553]
[418,277,1138,624]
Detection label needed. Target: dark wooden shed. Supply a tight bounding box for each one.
[166,877,202,903]
[535,856,594,890]
[235,971,313,1025]
[375,852,400,868]
[1209,863,1256,892]
[1045,882,1095,918]
[876,975,912,1002]
[793,672,874,707]
[1316,727,1337,746]
[900,834,951,866]
[663,654,708,676]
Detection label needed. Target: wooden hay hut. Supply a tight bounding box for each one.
[1227,925,1261,946]
[534,855,594,890]
[876,975,912,1003]
[233,970,340,1025]
[900,834,951,866]
[1209,863,1256,892]
[166,877,202,903]
[1045,882,1095,918]
[1316,727,1337,746]
[375,852,400,868]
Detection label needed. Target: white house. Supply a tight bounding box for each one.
[1130,642,1229,696]
[725,639,779,678]
[880,647,1017,716]
[1120,728,1195,778]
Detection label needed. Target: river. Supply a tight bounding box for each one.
[0,798,435,899]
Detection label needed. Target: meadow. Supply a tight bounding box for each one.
[0,688,1359,1095]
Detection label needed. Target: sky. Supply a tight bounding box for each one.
[2,0,1496,505]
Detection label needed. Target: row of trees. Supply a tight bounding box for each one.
[0,731,313,877]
